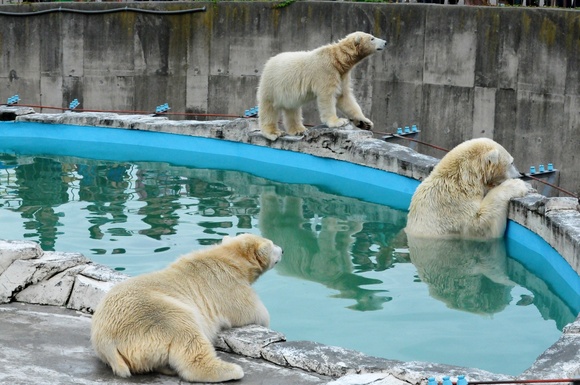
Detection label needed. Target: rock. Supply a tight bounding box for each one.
[79,263,129,283]
[66,274,117,313]
[0,240,42,275]
[0,251,88,303]
[215,324,286,358]
[15,265,87,306]
[327,373,407,385]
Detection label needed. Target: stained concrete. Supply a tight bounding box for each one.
[1,2,579,194]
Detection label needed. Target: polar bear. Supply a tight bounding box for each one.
[91,234,282,383]
[257,31,387,141]
[405,138,529,239]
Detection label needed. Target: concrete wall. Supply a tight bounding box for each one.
[0,2,578,193]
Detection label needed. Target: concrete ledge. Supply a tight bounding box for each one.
[509,195,580,274]
[14,111,438,181]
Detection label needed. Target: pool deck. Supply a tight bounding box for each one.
[0,302,332,385]
[0,108,579,383]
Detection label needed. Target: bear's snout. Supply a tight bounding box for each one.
[269,245,283,268]
[374,38,387,51]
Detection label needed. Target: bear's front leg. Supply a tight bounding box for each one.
[471,178,529,238]
[337,77,373,130]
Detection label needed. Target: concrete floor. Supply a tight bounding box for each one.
[0,302,330,385]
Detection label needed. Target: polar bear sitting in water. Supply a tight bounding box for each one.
[405,138,529,239]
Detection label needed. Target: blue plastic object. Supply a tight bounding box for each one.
[7,95,20,105]
[530,166,536,174]
[244,106,259,117]
[442,376,452,385]
[69,99,80,110]
[397,127,403,134]
[155,103,171,114]
[404,126,411,133]
[457,375,468,385]
[539,164,545,173]
[427,377,437,385]
[412,124,418,132]
[548,163,553,171]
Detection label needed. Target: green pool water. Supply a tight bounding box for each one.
[0,151,577,375]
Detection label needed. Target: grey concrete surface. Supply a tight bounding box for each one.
[0,302,330,385]
[0,2,578,194]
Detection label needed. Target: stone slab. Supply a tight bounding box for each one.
[0,239,43,275]
[15,264,87,306]
[0,251,88,303]
[67,274,117,314]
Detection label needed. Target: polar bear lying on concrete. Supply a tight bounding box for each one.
[91,234,282,383]
[405,138,529,239]
[257,31,387,141]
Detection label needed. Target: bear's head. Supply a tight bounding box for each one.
[341,32,387,59]
[439,138,521,189]
[221,233,282,281]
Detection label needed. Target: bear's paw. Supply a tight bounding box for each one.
[261,130,285,141]
[326,117,350,128]
[352,117,374,130]
[499,178,529,199]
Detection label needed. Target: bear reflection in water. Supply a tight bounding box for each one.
[259,192,518,314]
[407,236,514,314]
[259,193,402,311]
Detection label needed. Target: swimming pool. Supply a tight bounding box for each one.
[1,120,579,375]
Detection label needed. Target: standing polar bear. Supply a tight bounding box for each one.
[405,138,529,239]
[257,31,387,141]
[91,233,282,383]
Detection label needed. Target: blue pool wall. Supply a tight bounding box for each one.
[0,120,578,315]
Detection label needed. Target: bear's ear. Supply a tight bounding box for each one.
[221,235,232,244]
[354,35,362,46]
[484,149,500,165]
[254,242,272,270]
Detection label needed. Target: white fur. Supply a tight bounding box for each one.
[405,138,530,239]
[257,31,387,141]
[91,234,281,383]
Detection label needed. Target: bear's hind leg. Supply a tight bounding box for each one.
[258,100,284,141]
[282,107,307,136]
[169,336,244,383]
[317,93,349,128]
[93,340,133,378]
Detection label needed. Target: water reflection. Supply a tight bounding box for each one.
[407,236,514,314]
[12,157,70,250]
[0,153,576,327]
[78,164,131,241]
[259,193,407,311]
[407,236,578,328]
